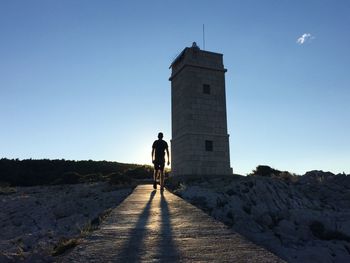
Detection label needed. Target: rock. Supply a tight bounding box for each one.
[295,225,311,242]
[257,213,274,228]
[0,253,11,263]
[0,182,132,261]
[176,173,350,262]
[12,217,22,227]
[274,220,295,239]
[294,245,333,263]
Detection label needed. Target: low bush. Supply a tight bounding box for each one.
[108,172,133,185]
[249,165,298,182]
[124,166,153,179]
[52,172,81,185]
[310,220,350,242]
[250,165,281,177]
[52,238,79,256]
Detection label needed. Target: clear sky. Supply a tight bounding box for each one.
[1,0,349,175]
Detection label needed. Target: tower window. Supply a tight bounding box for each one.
[205,140,213,151]
[203,84,211,94]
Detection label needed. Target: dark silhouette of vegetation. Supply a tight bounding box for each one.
[310,220,350,242]
[108,172,134,185]
[0,158,153,186]
[249,165,297,181]
[249,166,349,184]
[52,238,79,256]
[250,165,282,177]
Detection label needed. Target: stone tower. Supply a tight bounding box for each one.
[169,43,232,176]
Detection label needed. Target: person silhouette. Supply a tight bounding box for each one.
[152,132,170,191]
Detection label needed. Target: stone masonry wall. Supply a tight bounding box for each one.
[170,45,232,176]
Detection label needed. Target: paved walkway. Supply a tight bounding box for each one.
[61,184,284,262]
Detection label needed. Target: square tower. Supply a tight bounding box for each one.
[169,43,232,176]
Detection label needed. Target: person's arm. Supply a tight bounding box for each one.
[166,147,170,166]
[151,147,155,163]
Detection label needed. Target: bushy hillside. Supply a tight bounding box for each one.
[0,158,153,186]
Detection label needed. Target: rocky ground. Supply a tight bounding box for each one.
[0,182,132,262]
[168,171,350,263]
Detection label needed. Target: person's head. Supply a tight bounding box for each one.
[158,132,163,139]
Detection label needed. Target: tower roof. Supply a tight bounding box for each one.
[170,42,224,69]
[169,42,226,81]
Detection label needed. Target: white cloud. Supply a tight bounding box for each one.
[296,33,314,45]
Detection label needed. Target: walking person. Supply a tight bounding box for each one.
[152,132,170,191]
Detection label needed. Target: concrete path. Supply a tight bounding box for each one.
[61,184,284,262]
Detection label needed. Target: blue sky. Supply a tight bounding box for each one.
[1,0,349,175]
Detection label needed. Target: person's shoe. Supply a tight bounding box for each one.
[153,181,157,189]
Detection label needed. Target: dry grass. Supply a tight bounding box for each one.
[78,208,113,236]
[0,186,16,195]
[52,208,114,257]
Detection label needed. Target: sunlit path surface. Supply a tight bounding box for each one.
[60,184,284,262]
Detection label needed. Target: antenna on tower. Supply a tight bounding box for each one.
[202,24,206,50]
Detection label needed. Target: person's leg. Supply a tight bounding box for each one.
[153,167,158,189]
[159,162,165,190]
[153,169,157,181]
[160,170,164,190]
[156,169,160,182]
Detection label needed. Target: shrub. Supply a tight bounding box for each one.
[276,171,298,182]
[250,165,298,182]
[165,175,185,191]
[52,172,81,185]
[190,196,208,210]
[250,165,281,177]
[108,172,133,185]
[80,173,103,183]
[310,220,350,242]
[309,221,325,239]
[124,166,153,179]
[52,238,79,256]
[0,185,16,195]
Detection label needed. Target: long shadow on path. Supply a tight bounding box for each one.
[157,192,181,262]
[116,189,180,262]
[116,190,156,261]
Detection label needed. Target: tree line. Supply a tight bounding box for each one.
[0,158,153,186]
